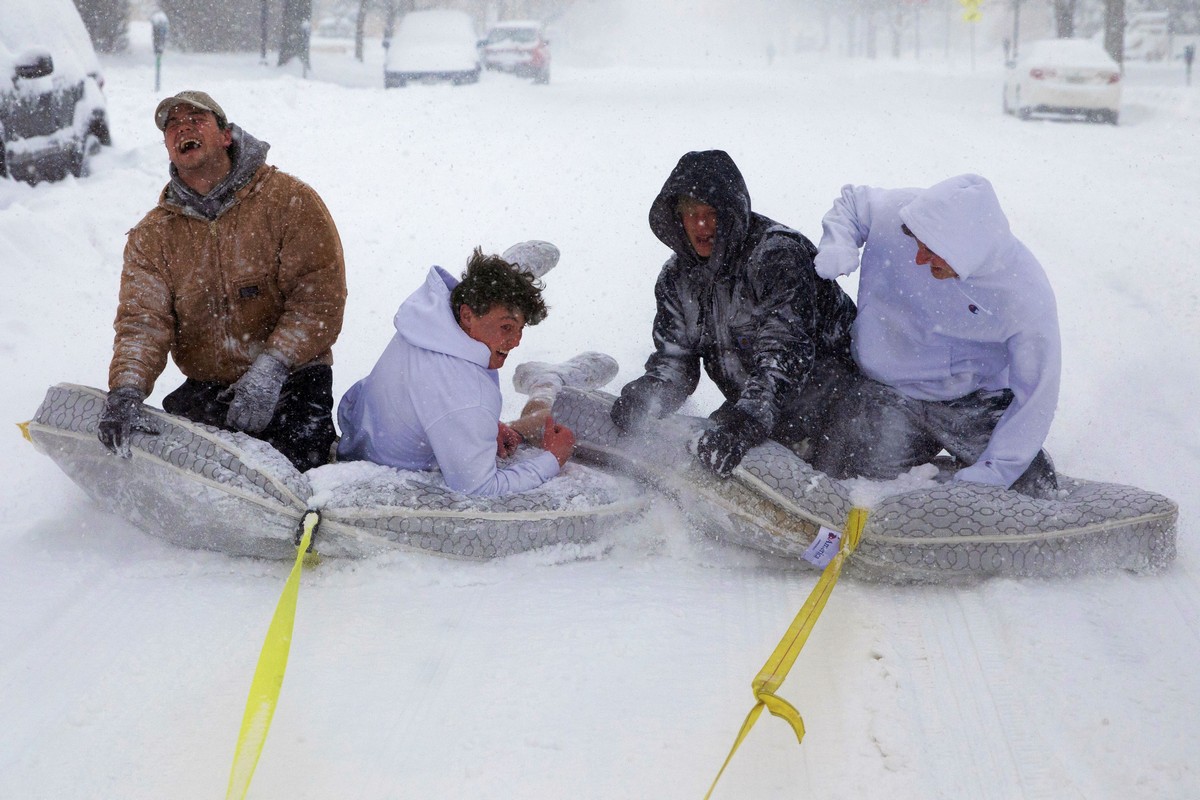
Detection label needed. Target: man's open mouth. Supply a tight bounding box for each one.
[178,139,201,153]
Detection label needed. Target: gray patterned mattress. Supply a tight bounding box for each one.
[552,387,1178,583]
[27,384,650,560]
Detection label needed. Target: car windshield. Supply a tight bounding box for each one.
[487,27,538,45]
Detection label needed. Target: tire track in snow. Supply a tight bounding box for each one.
[1162,563,1200,646]
[350,577,490,797]
[885,587,1065,800]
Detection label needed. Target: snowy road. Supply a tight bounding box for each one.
[2,21,1198,800]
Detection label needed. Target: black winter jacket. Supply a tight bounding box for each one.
[629,150,857,436]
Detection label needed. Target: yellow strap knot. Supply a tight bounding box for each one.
[704,507,868,799]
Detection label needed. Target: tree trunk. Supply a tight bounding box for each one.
[355,0,369,61]
[72,0,130,53]
[890,9,903,59]
[277,0,312,67]
[1054,0,1076,38]
[1104,0,1125,64]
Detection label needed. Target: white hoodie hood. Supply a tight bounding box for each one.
[899,174,1013,280]
[395,266,491,365]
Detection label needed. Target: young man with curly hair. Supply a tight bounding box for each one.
[336,248,575,496]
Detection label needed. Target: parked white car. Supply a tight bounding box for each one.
[384,9,480,88]
[1003,38,1122,125]
[0,0,112,182]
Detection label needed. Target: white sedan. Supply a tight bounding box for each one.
[1003,38,1122,125]
[383,9,480,88]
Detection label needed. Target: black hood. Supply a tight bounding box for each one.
[649,150,752,269]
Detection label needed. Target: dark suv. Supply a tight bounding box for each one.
[1,0,113,183]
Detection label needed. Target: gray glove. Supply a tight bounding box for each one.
[97,386,160,458]
[223,354,289,434]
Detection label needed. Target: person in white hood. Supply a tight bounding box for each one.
[335,248,575,496]
[812,174,1060,496]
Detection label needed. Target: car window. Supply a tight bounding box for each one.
[487,28,539,45]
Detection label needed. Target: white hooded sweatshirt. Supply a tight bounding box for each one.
[814,174,1060,489]
[336,266,559,496]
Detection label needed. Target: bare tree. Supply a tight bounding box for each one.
[355,0,372,61]
[72,0,130,53]
[1054,0,1077,37]
[278,0,312,66]
[1104,0,1125,63]
[160,0,283,52]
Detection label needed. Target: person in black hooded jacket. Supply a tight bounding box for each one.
[610,150,858,477]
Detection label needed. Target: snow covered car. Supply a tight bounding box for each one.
[1003,38,1122,125]
[479,21,551,84]
[383,9,481,88]
[0,0,112,183]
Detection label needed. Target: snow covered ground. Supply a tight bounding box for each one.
[2,18,1198,800]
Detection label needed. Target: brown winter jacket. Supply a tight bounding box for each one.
[109,164,347,395]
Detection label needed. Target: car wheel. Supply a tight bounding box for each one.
[534,67,550,85]
[1106,109,1119,126]
[384,74,406,88]
[1013,89,1032,120]
[93,114,112,147]
[69,131,103,178]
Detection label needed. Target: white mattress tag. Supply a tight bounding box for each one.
[802,526,843,568]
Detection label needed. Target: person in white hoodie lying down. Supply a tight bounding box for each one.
[335,248,575,496]
[812,174,1060,497]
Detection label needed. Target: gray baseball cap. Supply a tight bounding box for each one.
[154,90,227,131]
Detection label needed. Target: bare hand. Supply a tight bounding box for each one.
[541,416,575,467]
[507,397,551,445]
[496,422,522,458]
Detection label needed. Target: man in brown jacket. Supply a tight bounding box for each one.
[97,90,347,471]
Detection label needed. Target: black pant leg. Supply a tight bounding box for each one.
[260,364,337,472]
[163,368,336,473]
[930,390,1058,497]
[161,379,230,427]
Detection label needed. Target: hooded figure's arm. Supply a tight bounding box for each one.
[729,237,825,432]
[955,318,1061,489]
[632,266,703,416]
[814,184,881,279]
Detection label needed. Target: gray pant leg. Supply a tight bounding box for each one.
[923,389,1058,497]
[813,376,940,481]
[921,389,1012,465]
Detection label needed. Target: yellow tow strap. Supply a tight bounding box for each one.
[704,507,869,800]
[225,511,317,800]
